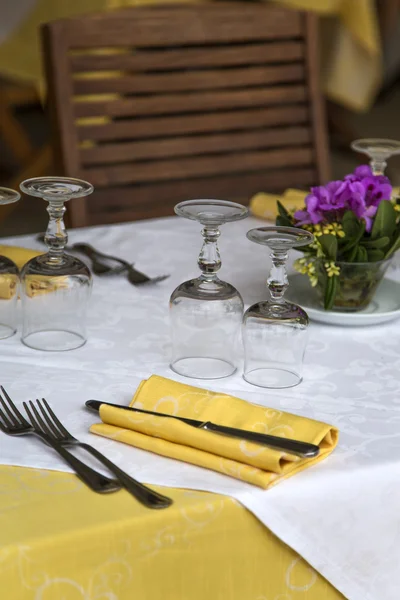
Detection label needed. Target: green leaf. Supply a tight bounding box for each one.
[277,200,290,219]
[371,200,397,239]
[324,275,338,310]
[276,215,293,227]
[318,234,337,260]
[385,234,400,259]
[355,245,368,262]
[360,236,390,249]
[342,210,360,239]
[345,244,359,262]
[340,220,366,253]
[367,249,385,261]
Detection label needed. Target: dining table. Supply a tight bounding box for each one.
[1,213,400,600]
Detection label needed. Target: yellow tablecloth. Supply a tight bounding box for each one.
[0,0,381,112]
[0,464,345,600]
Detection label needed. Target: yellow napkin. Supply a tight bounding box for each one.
[0,245,42,270]
[250,189,307,221]
[90,376,338,489]
[0,245,42,300]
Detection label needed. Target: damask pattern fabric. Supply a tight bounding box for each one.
[0,216,399,600]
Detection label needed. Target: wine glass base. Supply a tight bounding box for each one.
[170,357,236,380]
[243,367,302,389]
[22,330,86,352]
[0,323,16,340]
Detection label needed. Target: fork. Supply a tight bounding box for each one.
[72,243,170,285]
[25,398,173,509]
[0,386,120,494]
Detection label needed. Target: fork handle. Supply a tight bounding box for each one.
[78,443,172,508]
[34,432,121,494]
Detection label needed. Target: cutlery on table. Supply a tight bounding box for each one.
[71,243,169,285]
[0,386,120,494]
[27,398,172,509]
[86,400,320,459]
[36,235,169,284]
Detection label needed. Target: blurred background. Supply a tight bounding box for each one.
[1,0,400,237]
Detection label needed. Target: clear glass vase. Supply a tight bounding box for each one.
[314,258,392,312]
[170,199,248,379]
[19,177,93,351]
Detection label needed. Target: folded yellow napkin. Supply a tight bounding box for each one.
[0,245,42,270]
[0,245,42,300]
[250,188,307,221]
[90,376,338,489]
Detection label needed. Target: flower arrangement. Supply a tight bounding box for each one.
[276,166,400,310]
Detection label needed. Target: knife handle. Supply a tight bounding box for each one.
[202,422,320,458]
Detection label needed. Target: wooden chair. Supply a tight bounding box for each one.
[41,2,330,228]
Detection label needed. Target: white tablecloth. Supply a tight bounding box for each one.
[1,215,400,600]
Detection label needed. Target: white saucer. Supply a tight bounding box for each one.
[286,273,400,326]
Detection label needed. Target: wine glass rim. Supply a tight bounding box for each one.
[174,199,249,222]
[246,226,314,247]
[0,187,21,205]
[351,138,400,150]
[20,176,94,198]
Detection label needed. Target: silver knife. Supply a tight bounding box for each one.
[85,400,320,458]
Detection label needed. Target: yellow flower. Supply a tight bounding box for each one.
[330,222,346,238]
[324,261,340,277]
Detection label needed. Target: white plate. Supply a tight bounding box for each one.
[286,273,400,326]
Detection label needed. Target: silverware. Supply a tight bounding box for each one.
[72,243,170,285]
[86,400,320,459]
[35,235,169,284]
[30,398,172,509]
[0,386,120,494]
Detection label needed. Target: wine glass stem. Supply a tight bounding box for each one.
[198,226,221,281]
[45,199,68,264]
[267,250,288,303]
[370,158,387,176]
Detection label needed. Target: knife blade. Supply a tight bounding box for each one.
[86,400,320,458]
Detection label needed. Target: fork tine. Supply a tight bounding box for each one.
[36,399,63,440]
[0,405,12,429]
[41,398,71,439]
[0,386,22,426]
[23,402,39,430]
[23,401,51,435]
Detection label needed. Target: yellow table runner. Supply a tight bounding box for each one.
[0,464,345,600]
[91,375,338,489]
[0,0,381,112]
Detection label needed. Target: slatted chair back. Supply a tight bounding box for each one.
[41,2,329,227]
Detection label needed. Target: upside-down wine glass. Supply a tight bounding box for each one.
[0,187,20,339]
[243,226,314,389]
[19,177,93,351]
[170,199,249,379]
[351,138,400,175]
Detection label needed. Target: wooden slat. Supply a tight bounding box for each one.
[62,5,303,47]
[305,15,330,183]
[80,126,312,165]
[74,85,307,118]
[84,147,314,186]
[73,64,304,96]
[86,167,316,224]
[70,41,305,73]
[78,106,309,142]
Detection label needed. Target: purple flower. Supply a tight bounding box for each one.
[361,176,392,205]
[294,181,350,225]
[345,165,373,181]
[293,164,392,231]
[347,181,378,232]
